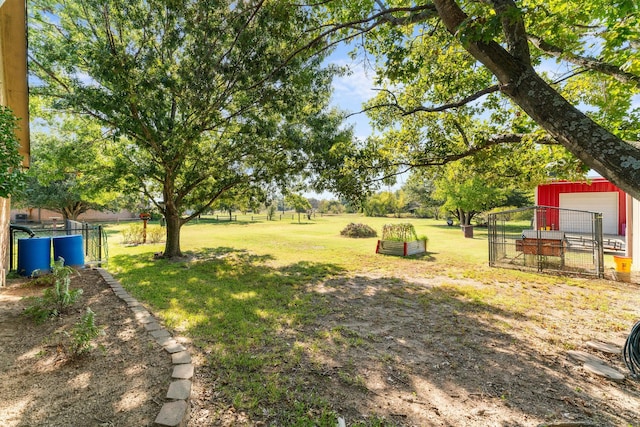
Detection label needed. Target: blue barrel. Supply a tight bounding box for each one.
[52,235,85,267]
[17,237,52,276]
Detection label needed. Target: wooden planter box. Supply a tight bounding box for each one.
[376,239,427,256]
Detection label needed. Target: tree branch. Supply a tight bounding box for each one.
[365,132,557,184]
[346,85,500,118]
[488,0,531,66]
[528,34,640,88]
[284,4,439,71]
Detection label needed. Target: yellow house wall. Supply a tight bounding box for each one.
[0,0,29,164]
[0,0,30,285]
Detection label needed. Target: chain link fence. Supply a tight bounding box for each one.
[488,206,606,277]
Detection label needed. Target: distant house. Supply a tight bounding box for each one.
[10,208,138,223]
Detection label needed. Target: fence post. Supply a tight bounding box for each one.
[9,229,14,271]
[83,223,89,256]
[594,213,604,278]
[97,225,103,267]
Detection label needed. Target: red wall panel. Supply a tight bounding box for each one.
[536,178,626,234]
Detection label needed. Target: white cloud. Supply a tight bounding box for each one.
[326,53,377,139]
[330,59,377,110]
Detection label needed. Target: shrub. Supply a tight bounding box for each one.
[340,223,377,238]
[23,259,82,323]
[122,223,165,244]
[267,203,277,220]
[121,223,144,244]
[147,226,165,243]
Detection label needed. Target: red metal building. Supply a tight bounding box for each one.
[536,178,627,235]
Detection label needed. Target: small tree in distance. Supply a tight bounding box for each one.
[15,105,121,221]
[285,193,312,224]
[433,162,507,226]
[0,106,24,198]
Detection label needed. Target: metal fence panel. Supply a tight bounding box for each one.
[488,206,606,277]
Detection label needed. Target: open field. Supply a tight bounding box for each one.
[3,214,640,426]
[107,214,492,268]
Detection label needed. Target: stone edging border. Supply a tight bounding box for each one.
[95,268,192,427]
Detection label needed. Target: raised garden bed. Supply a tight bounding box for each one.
[375,223,427,257]
[376,239,427,256]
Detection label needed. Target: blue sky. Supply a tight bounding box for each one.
[326,44,377,140]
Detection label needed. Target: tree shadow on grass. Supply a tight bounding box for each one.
[109,248,640,426]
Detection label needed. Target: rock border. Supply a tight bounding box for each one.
[96,268,192,427]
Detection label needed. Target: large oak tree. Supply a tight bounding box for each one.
[29,0,351,257]
[319,0,640,198]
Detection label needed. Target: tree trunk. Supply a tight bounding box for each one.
[503,69,640,198]
[453,208,464,224]
[163,212,183,258]
[456,209,475,226]
[162,191,183,258]
[435,0,640,199]
[462,210,471,226]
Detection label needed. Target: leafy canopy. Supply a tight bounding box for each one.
[28,0,353,257]
[15,99,123,220]
[316,0,640,198]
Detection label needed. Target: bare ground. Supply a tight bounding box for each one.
[2,268,640,426]
[0,269,171,427]
[188,271,640,427]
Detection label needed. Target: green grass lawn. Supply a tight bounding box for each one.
[107,213,491,269]
[102,214,635,426]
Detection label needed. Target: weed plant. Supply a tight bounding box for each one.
[64,308,105,357]
[23,259,82,323]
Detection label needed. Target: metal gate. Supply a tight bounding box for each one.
[488,206,605,277]
[9,220,108,272]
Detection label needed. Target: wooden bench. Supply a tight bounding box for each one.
[515,230,566,266]
[515,238,564,257]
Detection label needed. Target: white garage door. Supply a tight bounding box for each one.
[559,192,619,234]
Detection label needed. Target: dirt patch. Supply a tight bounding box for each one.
[2,268,640,426]
[188,272,640,427]
[0,269,171,427]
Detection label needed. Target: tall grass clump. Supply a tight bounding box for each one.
[382,223,418,241]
